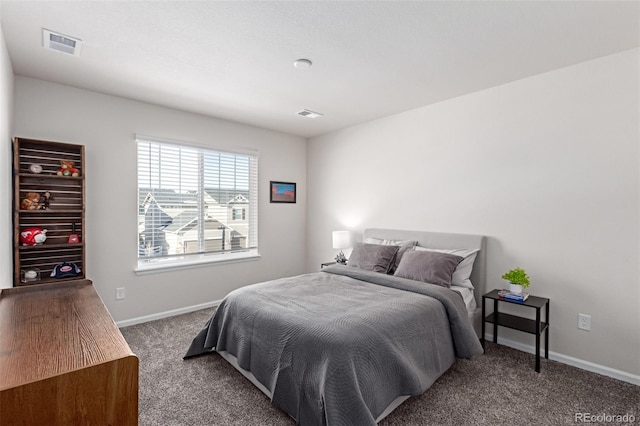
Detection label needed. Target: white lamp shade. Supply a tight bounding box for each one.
[332,231,351,250]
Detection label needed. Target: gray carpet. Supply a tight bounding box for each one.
[121,308,639,425]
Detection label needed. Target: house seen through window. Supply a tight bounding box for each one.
[137,137,258,266]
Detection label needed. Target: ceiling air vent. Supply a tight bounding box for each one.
[297,109,323,119]
[42,29,82,57]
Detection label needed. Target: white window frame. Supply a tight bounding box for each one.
[134,135,259,274]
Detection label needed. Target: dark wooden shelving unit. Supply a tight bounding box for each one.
[13,137,86,287]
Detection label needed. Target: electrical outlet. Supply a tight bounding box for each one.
[116,287,126,300]
[578,313,591,331]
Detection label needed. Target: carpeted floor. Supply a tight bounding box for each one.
[121,308,639,425]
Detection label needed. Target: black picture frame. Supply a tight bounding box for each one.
[270,181,296,203]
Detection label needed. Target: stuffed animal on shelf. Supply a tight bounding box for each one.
[20,191,53,210]
[57,160,80,177]
[20,192,41,210]
[40,191,53,209]
[20,228,47,246]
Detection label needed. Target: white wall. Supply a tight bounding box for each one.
[307,49,640,376]
[13,77,307,322]
[0,28,14,289]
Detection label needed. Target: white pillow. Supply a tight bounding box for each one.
[413,246,479,289]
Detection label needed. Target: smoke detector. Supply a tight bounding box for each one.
[297,109,323,118]
[42,29,82,57]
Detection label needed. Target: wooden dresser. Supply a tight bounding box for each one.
[0,280,138,425]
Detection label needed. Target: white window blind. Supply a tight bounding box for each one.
[137,137,258,267]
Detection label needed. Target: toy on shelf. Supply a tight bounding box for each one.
[68,223,80,243]
[20,192,41,210]
[57,160,80,177]
[50,262,81,278]
[20,191,53,210]
[20,228,47,246]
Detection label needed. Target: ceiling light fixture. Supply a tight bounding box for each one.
[297,109,323,118]
[293,58,312,69]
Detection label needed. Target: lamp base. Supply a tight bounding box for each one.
[335,251,347,265]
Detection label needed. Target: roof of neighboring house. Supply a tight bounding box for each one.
[204,188,249,205]
[227,194,249,205]
[162,211,198,234]
[163,212,226,235]
[143,198,173,228]
[139,188,197,207]
[139,188,249,208]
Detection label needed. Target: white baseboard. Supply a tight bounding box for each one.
[115,299,221,328]
[485,332,640,386]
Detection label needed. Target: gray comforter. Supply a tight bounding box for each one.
[184,265,483,425]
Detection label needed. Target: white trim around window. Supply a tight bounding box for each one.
[134,249,261,275]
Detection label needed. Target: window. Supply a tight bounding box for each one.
[136,136,258,271]
[232,207,246,221]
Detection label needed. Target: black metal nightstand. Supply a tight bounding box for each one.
[481,289,550,372]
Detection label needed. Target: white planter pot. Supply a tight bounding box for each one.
[509,283,523,294]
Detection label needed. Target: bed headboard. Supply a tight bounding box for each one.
[363,228,487,307]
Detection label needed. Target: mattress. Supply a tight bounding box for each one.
[451,285,477,313]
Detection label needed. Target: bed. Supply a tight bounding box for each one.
[360,228,487,336]
[184,229,485,425]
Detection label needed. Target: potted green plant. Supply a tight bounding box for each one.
[501,267,531,294]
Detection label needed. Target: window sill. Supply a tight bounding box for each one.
[134,250,260,275]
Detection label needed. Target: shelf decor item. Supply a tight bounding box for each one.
[50,262,82,279]
[20,268,40,283]
[498,289,529,302]
[68,222,80,243]
[501,266,531,294]
[56,159,80,177]
[19,228,47,246]
[28,163,42,174]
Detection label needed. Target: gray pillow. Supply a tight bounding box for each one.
[393,250,464,288]
[363,238,417,273]
[348,242,399,274]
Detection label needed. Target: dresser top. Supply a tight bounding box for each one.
[0,280,135,390]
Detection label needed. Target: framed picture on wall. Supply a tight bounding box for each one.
[270,181,296,203]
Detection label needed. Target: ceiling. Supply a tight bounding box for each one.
[1,1,638,138]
